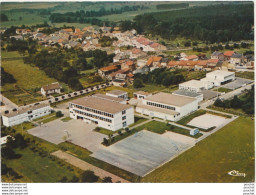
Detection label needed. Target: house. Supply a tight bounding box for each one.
[112,74,127,87]
[194,60,208,71]
[69,95,134,131]
[224,51,235,61]
[121,60,136,71]
[207,59,220,69]
[65,41,81,49]
[230,53,243,65]
[136,92,198,122]
[0,135,14,146]
[184,55,198,61]
[161,58,169,67]
[106,90,128,100]
[179,80,213,92]
[107,69,129,81]
[149,42,167,51]
[146,56,162,67]
[16,29,32,35]
[133,91,152,100]
[201,70,235,86]
[133,65,150,74]
[98,65,120,77]
[41,82,62,96]
[211,51,224,61]
[130,48,146,59]
[2,103,51,127]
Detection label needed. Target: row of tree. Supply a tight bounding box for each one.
[214,85,254,115]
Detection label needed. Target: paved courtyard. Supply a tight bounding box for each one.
[188,113,228,130]
[91,130,192,177]
[221,77,253,90]
[201,90,221,100]
[28,119,106,152]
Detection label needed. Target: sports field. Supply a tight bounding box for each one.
[142,117,254,182]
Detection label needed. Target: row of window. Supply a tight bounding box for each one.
[73,109,112,123]
[146,101,176,111]
[71,104,114,118]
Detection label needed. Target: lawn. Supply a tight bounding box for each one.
[177,110,207,126]
[3,148,80,182]
[94,127,118,135]
[61,117,72,122]
[235,71,254,80]
[214,87,232,93]
[33,112,55,122]
[40,116,61,124]
[142,117,255,182]
[129,116,149,128]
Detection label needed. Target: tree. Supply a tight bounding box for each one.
[102,176,112,183]
[58,176,68,183]
[103,138,108,145]
[1,146,17,159]
[1,14,8,21]
[80,170,99,183]
[214,98,224,107]
[133,78,144,88]
[56,111,64,117]
[14,133,27,148]
[230,95,242,108]
[70,176,79,183]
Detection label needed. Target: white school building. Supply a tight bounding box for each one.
[2,103,51,127]
[69,95,134,131]
[106,90,128,100]
[136,92,198,122]
[179,80,213,92]
[201,70,235,87]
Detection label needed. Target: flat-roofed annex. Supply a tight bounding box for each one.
[71,96,131,114]
[145,92,196,107]
[106,90,127,96]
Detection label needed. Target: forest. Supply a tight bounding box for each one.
[120,3,254,43]
[156,3,189,10]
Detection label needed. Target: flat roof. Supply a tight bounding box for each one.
[179,80,205,88]
[207,70,235,77]
[145,92,197,107]
[2,103,50,118]
[72,96,132,114]
[173,90,202,98]
[137,102,179,115]
[92,93,125,103]
[134,91,152,96]
[106,90,127,96]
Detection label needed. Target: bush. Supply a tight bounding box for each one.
[80,170,99,183]
[56,111,64,117]
[102,176,113,183]
[103,138,108,145]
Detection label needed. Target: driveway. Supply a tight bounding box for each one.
[28,119,106,152]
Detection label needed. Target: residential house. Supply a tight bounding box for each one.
[41,82,62,96]
[211,51,224,61]
[98,64,120,77]
[121,60,136,71]
[230,53,243,65]
[224,51,235,61]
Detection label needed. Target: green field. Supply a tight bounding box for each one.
[3,148,80,182]
[214,88,233,93]
[142,117,255,182]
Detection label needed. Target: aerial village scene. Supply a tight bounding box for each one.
[0,1,254,183]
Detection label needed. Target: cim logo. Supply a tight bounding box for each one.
[228,170,246,177]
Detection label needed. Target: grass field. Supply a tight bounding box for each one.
[177,110,207,126]
[3,148,80,183]
[129,116,149,128]
[235,71,254,80]
[142,117,254,182]
[214,88,233,93]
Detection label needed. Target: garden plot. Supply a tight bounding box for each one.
[91,130,191,177]
[187,113,228,130]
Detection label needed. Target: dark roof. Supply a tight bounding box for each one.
[231,53,242,58]
[161,58,169,63]
[173,90,202,98]
[211,51,223,56]
[42,83,61,91]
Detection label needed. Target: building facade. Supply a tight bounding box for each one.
[201,70,235,86]
[106,90,128,100]
[2,104,51,127]
[41,82,61,96]
[69,96,134,131]
[136,92,198,122]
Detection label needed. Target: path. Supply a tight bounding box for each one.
[52,150,130,183]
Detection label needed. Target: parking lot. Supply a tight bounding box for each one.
[188,113,228,130]
[28,119,106,152]
[91,130,192,177]
[221,77,253,90]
